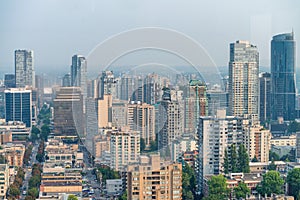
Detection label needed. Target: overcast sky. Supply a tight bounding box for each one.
[0,0,299,74]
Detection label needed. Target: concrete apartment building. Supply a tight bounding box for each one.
[228,40,259,118]
[0,164,10,199]
[196,109,271,195]
[247,124,272,163]
[110,129,140,171]
[0,143,25,167]
[127,154,182,200]
[127,101,155,147]
[97,94,112,128]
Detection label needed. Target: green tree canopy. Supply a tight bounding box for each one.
[287,168,300,198]
[28,188,39,198]
[223,149,229,174]
[206,175,230,200]
[67,194,78,200]
[257,171,284,197]
[238,144,250,173]
[182,163,196,200]
[234,182,250,199]
[230,144,238,173]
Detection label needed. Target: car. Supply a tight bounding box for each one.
[22,191,27,195]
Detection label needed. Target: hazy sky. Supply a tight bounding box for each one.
[0,0,299,74]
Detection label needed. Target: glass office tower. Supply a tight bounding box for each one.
[271,32,296,121]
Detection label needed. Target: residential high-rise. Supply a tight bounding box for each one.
[110,129,140,171]
[127,101,155,147]
[259,72,271,123]
[98,71,117,99]
[247,124,271,163]
[184,80,207,134]
[158,88,184,154]
[4,88,32,127]
[120,74,135,101]
[196,109,271,195]
[97,94,112,128]
[53,87,84,137]
[4,74,15,88]
[15,50,35,88]
[127,154,182,200]
[271,32,296,121]
[62,73,71,87]
[112,100,128,128]
[228,41,259,118]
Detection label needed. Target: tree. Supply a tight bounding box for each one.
[9,185,20,197]
[140,138,146,152]
[29,175,40,188]
[119,190,127,200]
[0,155,6,164]
[182,163,196,200]
[67,194,78,200]
[234,182,250,199]
[268,159,277,170]
[269,151,280,161]
[223,149,229,174]
[205,175,230,200]
[251,156,259,162]
[150,138,158,152]
[31,126,40,135]
[257,171,284,197]
[288,121,300,133]
[287,168,300,198]
[238,144,250,173]
[230,144,238,173]
[28,188,39,198]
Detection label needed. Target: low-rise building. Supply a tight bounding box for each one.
[271,135,296,146]
[203,173,262,198]
[249,161,286,173]
[0,143,25,167]
[106,179,123,195]
[0,121,30,142]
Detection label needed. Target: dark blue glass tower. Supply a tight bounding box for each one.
[271,32,296,121]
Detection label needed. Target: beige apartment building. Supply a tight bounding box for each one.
[0,144,25,167]
[0,164,9,199]
[247,125,271,162]
[127,102,155,147]
[97,94,112,128]
[110,129,140,171]
[271,134,296,146]
[127,154,182,200]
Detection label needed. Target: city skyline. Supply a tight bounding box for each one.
[0,0,299,75]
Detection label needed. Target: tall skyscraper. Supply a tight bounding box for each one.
[271,32,296,121]
[259,72,271,123]
[4,88,32,127]
[158,88,183,154]
[15,50,35,88]
[53,87,84,137]
[98,71,117,99]
[184,80,207,134]
[71,55,87,88]
[228,40,259,118]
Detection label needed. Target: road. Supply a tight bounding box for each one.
[20,141,39,200]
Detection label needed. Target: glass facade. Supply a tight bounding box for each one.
[271,32,296,121]
[5,89,32,127]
